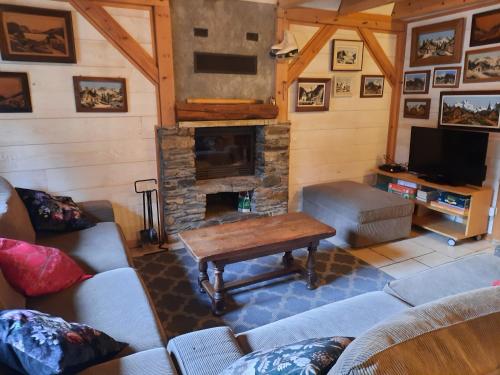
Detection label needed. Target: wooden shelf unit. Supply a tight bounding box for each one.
[375,169,493,243]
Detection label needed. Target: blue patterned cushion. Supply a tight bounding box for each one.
[0,309,127,375]
[220,336,354,375]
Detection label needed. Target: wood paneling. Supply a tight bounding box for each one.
[277,0,310,9]
[493,193,500,240]
[392,0,499,20]
[338,0,396,16]
[275,8,289,122]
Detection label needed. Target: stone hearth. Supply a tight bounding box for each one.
[158,122,290,242]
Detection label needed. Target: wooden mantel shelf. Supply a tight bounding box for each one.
[178,119,285,128]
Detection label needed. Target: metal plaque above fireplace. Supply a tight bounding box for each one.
[195,126,256,180]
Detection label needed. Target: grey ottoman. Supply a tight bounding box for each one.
[303,181,414,248]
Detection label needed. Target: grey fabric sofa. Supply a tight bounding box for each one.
[0,176,177,375]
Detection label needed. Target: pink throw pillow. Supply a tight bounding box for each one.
[0,238,92,297]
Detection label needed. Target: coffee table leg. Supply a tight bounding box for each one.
[213,263,225,316]
[282,251,294,268]
[306,243,318,290]
[198,261,208,293]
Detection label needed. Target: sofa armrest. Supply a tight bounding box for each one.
[78,200,115,222]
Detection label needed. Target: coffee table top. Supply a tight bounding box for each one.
[179,212,336,262]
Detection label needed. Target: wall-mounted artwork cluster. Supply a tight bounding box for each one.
[403,7,500,132]
[0,4,129,114]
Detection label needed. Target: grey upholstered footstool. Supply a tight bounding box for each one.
[303,181,414,248]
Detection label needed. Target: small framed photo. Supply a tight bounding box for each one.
[403,70,430,94]
[410,18,464,67]
[296,78,331,112]
[0,72,32,113]
[331,39,364,71]
[433,66,461,88]
[360,75,384,98]
[333,76,355,97]
[463,46,500,84]
[0,4,76,63]
[470,8,500,47]
[403,98,431,119]
[73,76,128,113]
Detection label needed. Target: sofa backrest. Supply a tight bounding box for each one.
[0,176,35,243]
[0,270,25,309]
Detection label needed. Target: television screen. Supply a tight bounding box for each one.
[408,127,488,186]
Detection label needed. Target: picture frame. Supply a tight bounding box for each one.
[410,18,464,67]
[463,46,500,84]
[0,72,32,113]
[296,78,331,112]
[0,4,76,63]
[403,98,431,119]
[432,66,461,88]
[470,8,500,47]
[333,75,355,97]
[360,75,384,98]
[403,70,430,94]
[438,90,500,132]
[73,76,128,113]
[331,39,364,71]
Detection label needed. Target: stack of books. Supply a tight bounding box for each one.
[416,187,440,203]
[430,192,470,215]
[388,182,417,199]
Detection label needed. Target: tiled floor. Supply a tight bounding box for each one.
[345,229,496,279]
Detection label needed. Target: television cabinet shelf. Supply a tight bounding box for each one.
[375,169,492,246]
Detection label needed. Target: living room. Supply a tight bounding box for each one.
[0,0,499,374]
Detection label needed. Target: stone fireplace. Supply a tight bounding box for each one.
[158,121,290,243]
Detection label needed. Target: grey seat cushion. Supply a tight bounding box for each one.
[0,176,36,243]
[28,267,166,356]
[77,200,115,223]
[236,291,410,353]
[37,222,130,273]
[384,253,500,306]
[79,348,177,375]
[331,287,500,375]
[303,181,414,224]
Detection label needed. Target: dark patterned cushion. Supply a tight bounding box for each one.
[15,188,95,233]
[220,336,354,375]
[0,310,127,375]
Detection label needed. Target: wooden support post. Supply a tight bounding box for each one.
[275,8,289,122]
[287,24,338,86]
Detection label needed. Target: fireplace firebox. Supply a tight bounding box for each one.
[195,126,256,180]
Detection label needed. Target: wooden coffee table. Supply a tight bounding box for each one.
[179,212,336,315]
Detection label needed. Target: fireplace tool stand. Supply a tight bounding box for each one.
[135,179,162,248]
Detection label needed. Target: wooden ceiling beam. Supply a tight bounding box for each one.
[278,0,311,9]
[392,0,496,20]
[337,0,395,16]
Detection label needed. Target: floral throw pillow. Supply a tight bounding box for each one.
[220,336,354,375]
[0,310,127,375]
[15,188,95,232]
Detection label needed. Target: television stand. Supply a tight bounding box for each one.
[375,169,492,246]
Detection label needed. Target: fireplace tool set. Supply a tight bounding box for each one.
[135,179,161,248]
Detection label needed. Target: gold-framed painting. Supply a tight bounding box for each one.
[403,98,431,119]
[0,72,32,113]
[0,4,76,63]
[73,76,128,113]
[470,8,500,47]
[360,75,384,98]
[296,78,331,112]
[432,66,461,88]
[463,46,500,84]
[331,39,364,71]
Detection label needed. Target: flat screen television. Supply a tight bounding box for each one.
[408,127,488,186]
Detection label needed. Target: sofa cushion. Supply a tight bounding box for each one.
[0,270,25,309]
[37,222,130,273]
[27,268,166,356]
[384,253,500,306]
[331,287,500,375]
[0,177,35,243]
[77,201,115,223]
[303,181,414,224]
[79,349,177,375]
[236,291,410,353]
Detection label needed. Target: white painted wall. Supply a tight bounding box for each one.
[288,25,396,210]
[0,0,158,242]
[394,4,500,229]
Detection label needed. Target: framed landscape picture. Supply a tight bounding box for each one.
[0,72,32,113]
[438,91,500,132]
[73,76,128,113]
[296,78,331,112]
[333,76,355,97]
[360,75,384,98]
[463,46,500,84]
[433,66,461,88]
[403,70,430,94]
[410,18,464,67]
[331,40,364,71]
[0,5,76,63]
[470,8,500,47]
[403,98,431,119]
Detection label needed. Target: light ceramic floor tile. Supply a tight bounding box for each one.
[475,247,495,255]
[412,232,479,259]
[349,248,394,268]
[380,259,430,279]
[460,238,494,252]
[371,238,434,262]
[415,252,454,267]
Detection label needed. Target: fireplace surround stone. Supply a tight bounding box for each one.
[158,122,290,243]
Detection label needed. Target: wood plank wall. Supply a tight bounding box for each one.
[288,25,397,210]
[0,0,158,242]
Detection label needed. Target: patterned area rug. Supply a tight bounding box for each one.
[133,241,393,338]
